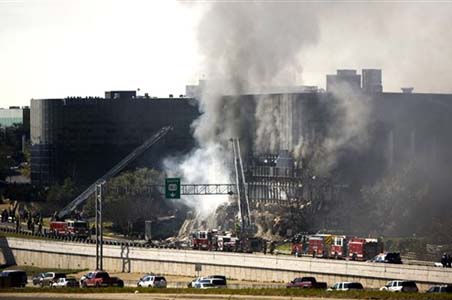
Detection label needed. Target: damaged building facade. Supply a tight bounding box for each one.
[211,69,452,234]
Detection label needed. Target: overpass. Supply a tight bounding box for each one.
[1,236,451,290]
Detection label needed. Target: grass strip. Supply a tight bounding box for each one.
[0,287,451,299]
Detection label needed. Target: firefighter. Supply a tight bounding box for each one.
[1,209,7,222]
[15,217,20,231]
[441,253,448,267]
[269,241,275,255]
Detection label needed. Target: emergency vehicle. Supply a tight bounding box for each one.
[347,237,383,261]
[49,220,89,238]
[308,234,347,258]
[191,230,212,250]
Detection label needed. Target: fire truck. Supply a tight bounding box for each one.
[216,234,238,252]
[49,220,90,238]
[308,234,347,258]
[347,237,383,261]
[191,229,263,253]
[191,230,212,250]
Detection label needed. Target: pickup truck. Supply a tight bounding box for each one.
[286,277,327,289]
[82,271,124,288]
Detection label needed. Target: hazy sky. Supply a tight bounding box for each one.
[1,0,452,107]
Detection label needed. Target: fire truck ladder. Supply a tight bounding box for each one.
[231,138,252,235]
[57,126,173,219]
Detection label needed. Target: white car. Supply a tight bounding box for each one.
[192,277,227,289]
[51,277,79,288]
[328,282,363,291]
[137,275,167,288]
[380,280,418,292]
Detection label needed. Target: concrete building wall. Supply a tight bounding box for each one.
[2,237,451,290]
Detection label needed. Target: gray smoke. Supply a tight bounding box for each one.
[164,3,322,221]
[320,83,371,173]
[195,2,320,153]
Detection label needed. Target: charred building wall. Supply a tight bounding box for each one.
[225,91,452,234]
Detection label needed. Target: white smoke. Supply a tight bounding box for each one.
[168,2,376,225]
[164,2,322,222]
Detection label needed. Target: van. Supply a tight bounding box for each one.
[0,270,27,287]
[194,278,227,289]
[380,280,418,292]
[328,282,364,291]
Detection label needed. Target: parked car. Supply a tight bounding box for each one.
[286,277,327,289]
[40,272,66,287]
[32,272,46,285]
[188,276,227,288]
[51,277,80,288]
[328,282,364,291]
[137,275,167,288]
[370,252,402,264]
[380,280,418,292]
[0,270,27,287]
[206,275,227,283]
[82,271,124,288]
[193,278,227,289]
[426,285,452,293]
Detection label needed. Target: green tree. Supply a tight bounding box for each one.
[42,178,78,215]
[101,168,171,235]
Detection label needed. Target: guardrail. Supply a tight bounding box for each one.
[0,226,180,250]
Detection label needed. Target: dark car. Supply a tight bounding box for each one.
[206,275,227,284]
[32,272,46,285]
[0,270,28,287]
[370,252,402,264]
[427,285,452,293]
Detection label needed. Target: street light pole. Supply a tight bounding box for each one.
[95,180,105,270]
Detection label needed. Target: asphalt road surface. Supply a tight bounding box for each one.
[0,294,352,300]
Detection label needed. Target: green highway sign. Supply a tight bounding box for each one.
[165,178,181,199]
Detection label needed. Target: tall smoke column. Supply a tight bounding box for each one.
[165,3,321,227]
[194,2,321,158]
[320,83,371,173]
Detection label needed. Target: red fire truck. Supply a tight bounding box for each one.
[49,220,90,238]
[347,237,383,261]
[308,234,347,258]
[191,230,212,250]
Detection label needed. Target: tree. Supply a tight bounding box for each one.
[101,168,172,235]
[41,178,78,215]
[360,163,429,236]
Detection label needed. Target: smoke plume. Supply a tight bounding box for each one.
[165,2,322,225]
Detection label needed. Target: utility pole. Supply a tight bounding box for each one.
[95,180,105,270]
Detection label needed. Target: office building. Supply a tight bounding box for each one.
[30,91,199,186]
[362,69,383,93]
[326,69,362,92]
